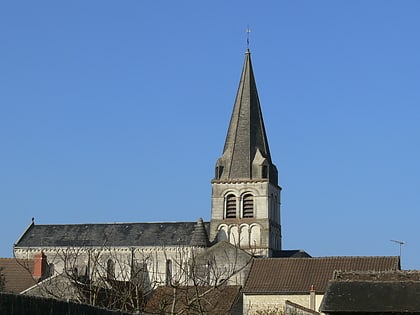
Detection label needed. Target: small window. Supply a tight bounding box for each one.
[225,194,237,218]
[242,194,254,218]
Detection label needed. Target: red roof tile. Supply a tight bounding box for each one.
[243,256,400,294]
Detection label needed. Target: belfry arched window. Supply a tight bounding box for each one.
[225,194,237,218]
[242,194,254,218]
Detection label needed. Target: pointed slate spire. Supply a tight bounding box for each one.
[214,49,278,185]
[190,218,209,247]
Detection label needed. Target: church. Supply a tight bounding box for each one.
[13,48,286,287]
[11,49,400,314]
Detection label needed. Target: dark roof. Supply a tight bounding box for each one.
[272,249,312,258]
[145,285,242,315]
[320,281,420,312]
[243,256,400,294]
[320,270,420,312]
[214,49,278,185]
[0,258,37,293]
[333,270,420,282]
[190,218,210,247]
[15,220,210,248]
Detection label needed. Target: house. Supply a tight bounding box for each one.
[320,270,420,315]
[144,285,243,315]
[0,254,50,294]
[243,256,400,314]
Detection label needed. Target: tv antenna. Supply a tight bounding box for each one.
[390,239,405,258]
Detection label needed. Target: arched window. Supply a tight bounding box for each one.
[242,194,254,218]
[225,194,237,218]
[107,259,115,280]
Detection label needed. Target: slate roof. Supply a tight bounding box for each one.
[0,258,37,293]
[320,275,420,312]
[214,49,278,185]
[272,249,312,258]
[190,218,210,247]
[243,256,400,294]
[15,220,210,248]
[333,269,420,282]
[320,270,420,313]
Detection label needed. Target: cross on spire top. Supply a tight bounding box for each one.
[246,26,251,49]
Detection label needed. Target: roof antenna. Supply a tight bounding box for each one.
[390,239,405,259]
[246,25,251,50]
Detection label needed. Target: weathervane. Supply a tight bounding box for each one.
[246,26,251,49]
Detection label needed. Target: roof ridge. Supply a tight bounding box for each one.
[31,220,206,226]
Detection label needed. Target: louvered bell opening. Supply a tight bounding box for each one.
[243,194,254,218]
[226,195,237,218]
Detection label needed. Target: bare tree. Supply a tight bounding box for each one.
[16,241,253,314]
[0,266,5,292]
[145,243,253,315]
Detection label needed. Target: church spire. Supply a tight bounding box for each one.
[210,49,282,255]
[214,50,278,185]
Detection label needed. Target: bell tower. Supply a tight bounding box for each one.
[209,49,281,257]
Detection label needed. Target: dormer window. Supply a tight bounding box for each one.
[225,194,237,218]
[242,194,254,218]
[215,165,224,179]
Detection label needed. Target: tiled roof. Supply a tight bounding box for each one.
[243,256,400,294]
[145,285,242,315]
[0,258,37,293]
[15,221,210,248]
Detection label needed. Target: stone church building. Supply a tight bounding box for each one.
[10,49,402,314]
[13,48,286,288]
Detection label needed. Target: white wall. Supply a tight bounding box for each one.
[243,293,324,315]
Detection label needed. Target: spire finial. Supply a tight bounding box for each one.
[246,26,251,50]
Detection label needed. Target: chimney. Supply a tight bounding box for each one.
[309,284,316,311]
[33,252,47,280]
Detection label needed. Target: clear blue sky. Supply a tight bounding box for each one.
[1,1,419,269]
